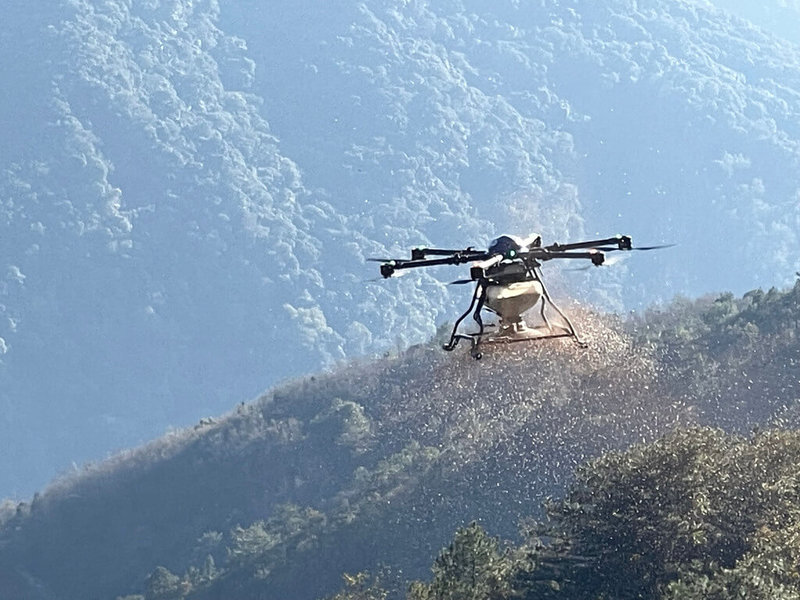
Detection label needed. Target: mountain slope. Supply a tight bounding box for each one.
[0,311,685,600]
[2,284,800,600]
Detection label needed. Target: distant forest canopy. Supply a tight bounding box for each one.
[1,282,800,599]
[3,0,800,501]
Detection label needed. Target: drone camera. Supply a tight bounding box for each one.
[380,263,395,278]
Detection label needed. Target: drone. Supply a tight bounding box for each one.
[373,233,668,359]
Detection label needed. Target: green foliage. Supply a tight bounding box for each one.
[537,427,800,598]
[227,504,327,577]
[408,523,510,600]
[665,525,800,599]
[192,530,223,564]
[401,428,800,600]
[143,555,220,600]
[194,555,220,587]
[195,442,443,597]
[144,567,184,600]
[662,526,800,599]
[227,521,281,569]
[325,572,388,600]
[309,399,374,454]
[631,285,800,429]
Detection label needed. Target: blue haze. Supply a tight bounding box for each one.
[2,0,800,497]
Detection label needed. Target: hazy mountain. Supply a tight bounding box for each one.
[705,0,800,43]
[3,0,800,496]
[1,284,799,600]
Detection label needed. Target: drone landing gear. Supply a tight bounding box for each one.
[442,278,586,359]
[442,280,488,358]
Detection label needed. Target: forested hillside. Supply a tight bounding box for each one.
[1,282,799,599]
[354,427,800,600]
[4,0,800,498]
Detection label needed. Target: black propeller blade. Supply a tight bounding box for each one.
[563,243,674,271]
[588,243,675,253]
[632,243,676,251]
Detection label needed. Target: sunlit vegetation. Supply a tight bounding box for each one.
[133,427,800,599]
[631,281,800,428]
[331,427,800,600]
[2,284,799,599]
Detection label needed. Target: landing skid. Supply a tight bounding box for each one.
[446,322,583,359]
[480,324,576,345]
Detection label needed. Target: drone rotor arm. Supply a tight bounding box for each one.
[376,234,669,277]
[589,243,675,252]
[410,247,481,260]
[377,251,493,278]
[529,249,607,266]
[544,235,632,252]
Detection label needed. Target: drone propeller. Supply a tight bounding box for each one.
[562,244,673,271]
[563,253,629,271]
[448,279,475,285]
[633,243,675,251]
[588,243,675,253]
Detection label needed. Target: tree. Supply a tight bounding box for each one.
[325,572,388,600]
[514,427,800,599]
[408,522,509,600]
[144,566,183,600]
